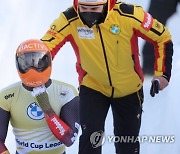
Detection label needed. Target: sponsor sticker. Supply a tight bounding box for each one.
[59,91,68,98]
[77,27,95,39]
[110,24,120,34]
[4,93,14,100]
[18,44,46,52]
[27,102,44,120]
[141,12,153,31]
[47,29,58,37]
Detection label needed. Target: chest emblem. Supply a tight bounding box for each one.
[110,25,120,34]
[27,102,44,120]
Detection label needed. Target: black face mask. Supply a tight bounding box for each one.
[79,12,105,28]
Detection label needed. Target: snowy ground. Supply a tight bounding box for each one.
[0,0,180,154]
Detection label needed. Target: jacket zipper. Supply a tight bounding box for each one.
[117,40,119,67]
[97,25,114,97]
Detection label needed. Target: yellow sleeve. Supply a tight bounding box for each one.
[0,82,20,111]
[41,12,71,58]
[132,6,173,80]
[0,88,13,111]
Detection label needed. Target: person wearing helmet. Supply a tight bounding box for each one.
[0,39,80,154]
[41,0,173,154]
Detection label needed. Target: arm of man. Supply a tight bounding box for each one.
[0,107,10,154]
[33,85,79,147]
[131,4,173,90]
[42,96,80,147]
[37,95,79,147]
[59,96,80,145]
[40,7,78,59]
[40,10,72,59]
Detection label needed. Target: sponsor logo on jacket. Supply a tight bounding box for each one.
[4,93,14,100]
[47,29,58,37]
[77,27,95,39]
[27,102,44,120]
[141,12,153,31]
[110,24,120,34]
[51,117,65,135]
[59,91,68,98]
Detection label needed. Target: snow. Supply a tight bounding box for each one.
[0,0,180,153]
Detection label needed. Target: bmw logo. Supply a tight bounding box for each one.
[110,25,120,34]
[27,102,44,120]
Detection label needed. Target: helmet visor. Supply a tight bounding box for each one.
[16,51,51,74]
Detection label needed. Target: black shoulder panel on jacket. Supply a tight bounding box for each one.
[63,7,78,20]
[119,3,134,15]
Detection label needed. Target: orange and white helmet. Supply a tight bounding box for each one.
[16,39,52,87]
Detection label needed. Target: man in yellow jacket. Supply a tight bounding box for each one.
[41,0,173,153]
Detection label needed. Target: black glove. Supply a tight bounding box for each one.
[150,80,160,97]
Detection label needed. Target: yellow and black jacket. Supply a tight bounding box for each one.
[41,2,173,98]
